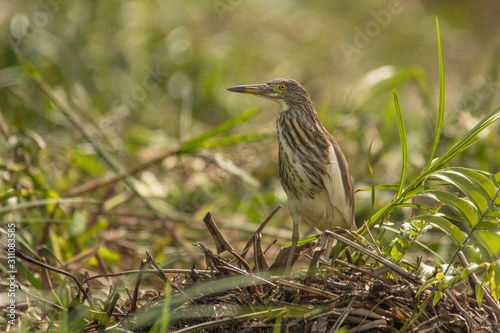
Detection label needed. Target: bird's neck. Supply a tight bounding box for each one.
[279,99,317,119]
[274,98,289,111]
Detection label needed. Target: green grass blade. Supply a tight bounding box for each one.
[476,283,485,308]
[446,167,498,201]
[430,169,489,213]
[273,314,283,333]
[400,183,449,201]
[429,106,500,172]
[416,278,441,298]
[367,142,376,224]
[131,274,272,329]
[409,214,464,244]
[159,281,172,333]
[198,132,272,148]
[393,202,438,211]
[367,201,395,227]
[418,190,479,227]
[364,91,410,228]
[393,91,408,198]
[425,17,445,173]
[380,224,447,263]
[0,197,97,214]
[356,184,400,192]
[15,260,43,290]
[179,107,259,153]
[366,182,447,227]
[202,152,260,187]
[493,263,500,301]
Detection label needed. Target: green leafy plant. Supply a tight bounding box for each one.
[362,19,500,315]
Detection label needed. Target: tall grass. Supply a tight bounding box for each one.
[361,19,500,311]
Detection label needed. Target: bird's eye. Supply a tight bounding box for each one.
[278,84,287,91]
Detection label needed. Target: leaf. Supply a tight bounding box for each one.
[478,218,500,228]
[476,283,484,308]
[98,248,120,264]
[460,262,483,280]
[387,221,433,263]
[160,281,172,333]
[381,224,447,263]
[67,210,88,237]
[418,190,479,227]
[463,243,492,263]
[45,190,60,216]
[448,168,499,201]
[71,149,104,175]
[209,153,260,187]
[0,197,96,214]
[273,314,283,333]
[367,142,376,223]
[393,202,439,211]
[178,107,259,153]
[416,277,440,298]
[425,17,445,173]
[393,91,408,199]
[409,214,464,244]
[389,240,404,262]
[355,184,400,192]
[198,132,271,148]
[402,183,449,200]
[429,106,500,172]
[430,169,489,213]
[438,275,455,290]
[15,260,43,290]
[433,290,442,305]
[77,218,109,245]
[493,262,500,301]
[415,262,437,279]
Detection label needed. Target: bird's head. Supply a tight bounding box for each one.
[227,78,311,110]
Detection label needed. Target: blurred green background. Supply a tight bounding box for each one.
[1,0,499,271]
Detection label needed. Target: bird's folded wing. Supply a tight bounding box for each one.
[323,143,355,230]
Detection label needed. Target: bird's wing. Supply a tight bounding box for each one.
[323,139,355,230]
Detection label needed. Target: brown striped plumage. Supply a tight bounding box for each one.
[228,78,355,269]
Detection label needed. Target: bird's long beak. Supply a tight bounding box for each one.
[227,84,272,95]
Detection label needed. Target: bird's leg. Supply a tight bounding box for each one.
[286,213,299,271]
[320,233,334,264]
